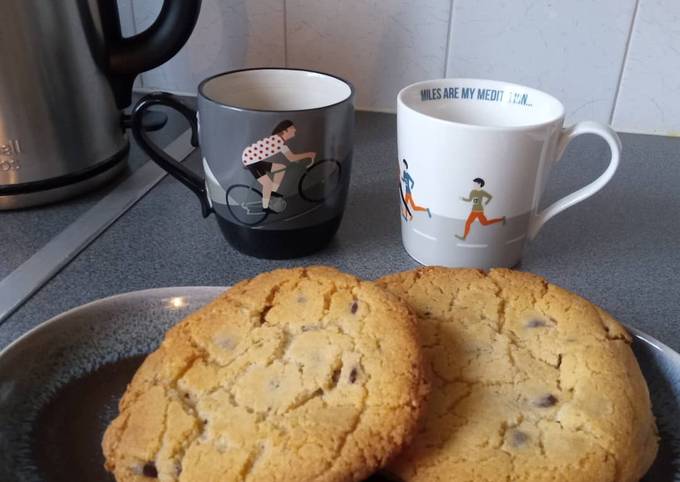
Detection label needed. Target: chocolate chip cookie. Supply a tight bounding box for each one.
[377,267,658,482]
[102,267,428,482]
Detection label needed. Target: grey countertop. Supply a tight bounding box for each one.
[1,111,680,352]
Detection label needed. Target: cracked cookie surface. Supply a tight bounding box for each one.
[102,266,428,482]
[377,267,658,482]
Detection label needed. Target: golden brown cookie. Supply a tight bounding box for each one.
[377,267,658,482]
[103,266,428,482]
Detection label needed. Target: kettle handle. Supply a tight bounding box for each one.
[102,0,202,108]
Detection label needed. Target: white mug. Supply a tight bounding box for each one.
[397,78,620,268]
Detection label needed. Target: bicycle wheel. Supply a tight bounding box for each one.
[298,159,342,203]
[226,184,269,226]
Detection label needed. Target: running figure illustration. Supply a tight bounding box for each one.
[400,159,431,221]
[241,120,316,210]
[455,177,506,241]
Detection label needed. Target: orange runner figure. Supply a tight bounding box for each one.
[455,177,505,241]
[400,159,431,221]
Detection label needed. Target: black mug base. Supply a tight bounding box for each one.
[216,215,342,259]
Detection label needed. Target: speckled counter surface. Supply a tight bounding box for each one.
[1,112,680,352]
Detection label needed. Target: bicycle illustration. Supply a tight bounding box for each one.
[226,159,342,226]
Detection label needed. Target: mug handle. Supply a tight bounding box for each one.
[528,121,621,240]
[131,92,212,217]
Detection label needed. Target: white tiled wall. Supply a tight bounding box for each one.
[118,0,679,135]
[612,0,680,136]
[446,0,637,124]
[286,0,451,111]
[116,0,136,38]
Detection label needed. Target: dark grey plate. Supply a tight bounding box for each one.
[0,287,223,482]
[0,287,678,481]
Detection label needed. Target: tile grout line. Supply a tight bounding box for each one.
[443,0,456,77]
[283,0,289,67]
[609,0,641,125]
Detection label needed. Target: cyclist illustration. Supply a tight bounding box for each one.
[241,120,316,210]
[400,159,431,221]
[455,177,506,241]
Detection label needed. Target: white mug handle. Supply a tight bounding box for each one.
[528,121,621,240]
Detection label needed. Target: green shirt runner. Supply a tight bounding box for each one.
[456,180,505,241]
[463,189,492,212]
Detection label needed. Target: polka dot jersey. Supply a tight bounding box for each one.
[241,135,286,166]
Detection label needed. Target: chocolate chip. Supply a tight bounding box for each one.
[259,306,272,325]
[350,301,358,314]
[142,462,158,478]
[534,394,558,407]
[331,366,342,386]
[349,368,358,383]
[510,430,529,447]
[297,295,306,303]
[526,319,546,328]
[423,310,432,317]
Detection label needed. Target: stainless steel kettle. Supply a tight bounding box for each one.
[0,0,201,209]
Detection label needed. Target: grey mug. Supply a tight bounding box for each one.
[131,68,355,259]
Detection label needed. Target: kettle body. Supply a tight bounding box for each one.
[0,0,201,209]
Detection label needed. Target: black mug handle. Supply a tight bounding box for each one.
[131,93,212,217]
